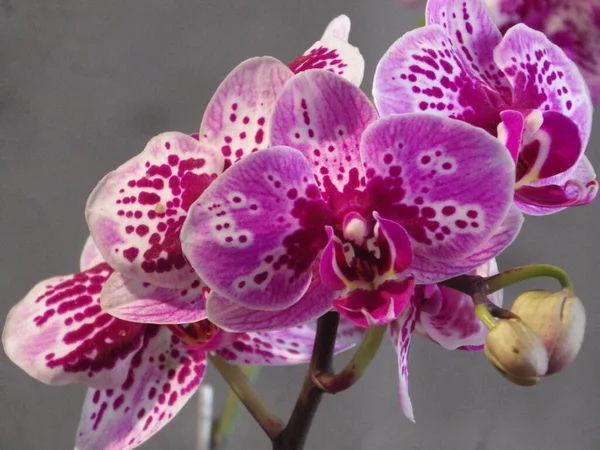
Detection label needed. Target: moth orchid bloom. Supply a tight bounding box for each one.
[2,239,361,450]
[181,68,521,332]
[374,0,597,215]
[84,16,363,320]
[485,0,600,105]
[392,259,502,421]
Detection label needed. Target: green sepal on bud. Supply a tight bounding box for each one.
[484,317,549,386]
[511,290,585,375]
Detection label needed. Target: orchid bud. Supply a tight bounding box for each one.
[511,290,586,375]
[484,318,549,386]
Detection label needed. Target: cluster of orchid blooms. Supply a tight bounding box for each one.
[3,0,596,448]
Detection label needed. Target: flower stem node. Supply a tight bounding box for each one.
[484,318,549,386]
[511,290,586,375]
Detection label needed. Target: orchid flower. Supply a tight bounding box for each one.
[374,0,597,215]
[83,16,363,324]
[180,67,521,332]
[392,258,502,421]
[485,0,600,105]
[2,238,361,450]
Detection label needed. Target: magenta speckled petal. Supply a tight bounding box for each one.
[334,279,415,327]
[2,264,146,389]
[182,147,331,311]
[75,327,206,450]
[86,132,223,289]
[205,273,338,332]
[374,26,506,134]
[100,272,207,325]
[390,296,419,422]
[80,235,105,271]
[409,204,523,282]
[271,69,378,192]
[426,0,511,97]
[360,114,514,278]
[199,57,293,168]
[417,259,502,350]
[216,323,357,365]
[290,15,364,86]
[494,24,593,148]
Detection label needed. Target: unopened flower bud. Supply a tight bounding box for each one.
[511,290,585,375]
[484,318,548,386]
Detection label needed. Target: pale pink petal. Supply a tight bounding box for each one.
[80,235,105,271]
[271,69,378,192]
[86,132,223,289]
[290,15,364,86]
[75,327,206,450]
[390,296,420,422]
[216,323,358,365]
[199,56,293,168]
[100,272,207,325]
[2,264,146,389]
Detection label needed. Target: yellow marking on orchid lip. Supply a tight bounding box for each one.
[516,169,541,188]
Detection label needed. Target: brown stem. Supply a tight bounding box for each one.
[272,312,340,450]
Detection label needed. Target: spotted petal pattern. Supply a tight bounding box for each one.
[360,114,515,282]
[494,24,593,148]
[182,147,329,311]
[390,296,419,422]
[100,272,207,325]
[3,264,146,389]
[75,327,206,450]
[271,69,378,192]
[199,57,293,168]
[86,132,223,289]
[216,324,358,365]
[426,0,512,98]
[205,270,338,332]
[289,15,365,86]
[374,26,507,134]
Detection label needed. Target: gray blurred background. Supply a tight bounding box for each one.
[1,1,599,449]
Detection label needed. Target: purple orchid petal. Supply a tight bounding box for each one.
[336,316,368,344]
[493,24,593,148]
[75,327,206,450]
[199,57,293,168]
[100,271,207,325]
[373,212,413,275]
[182,147,330,311]
[374,25,508,134]
[486,0,600,105]
[86,132,223,289]
[515,180,598,213]
[289,15,364,86]
[2,264,146,389]
[216,323,358,365]
[497,109,524,163]
[334,278,415,327]
[205,271,338,332]
[426,0,511,96]
[390,296,420,422]
[270,69,378,193]
[417,259,502,350]
[80,235,105,271]
[409,204,523,282]
[360,114,515,282]
[319,227,353,291]
[516,111,582,187]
